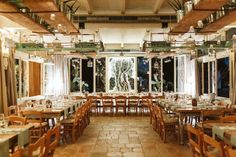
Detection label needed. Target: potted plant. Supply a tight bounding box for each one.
[168,0,185,22]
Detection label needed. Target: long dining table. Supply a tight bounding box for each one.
[209,123,236,147]
[0,124,32,157]
[157,99,233,144]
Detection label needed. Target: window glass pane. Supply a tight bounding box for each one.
[70,58,81,92]
[163,57,174,92]
[203,62,208,94]
[82,59,94,93]
[217,57,229,97]
[96,58,106,92]
[151,57,161,92]
[108,57,135,92]
[137,57,149,93]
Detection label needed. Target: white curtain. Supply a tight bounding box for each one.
[53,55,69,96]
[185,57,197,97]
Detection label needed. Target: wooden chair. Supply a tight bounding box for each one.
[115,95,127,115]
[87,95,98,114]
[203,134,225,157]
[44,124,60,157]
[197,110,224,135]
[186,125,204,157]
[140,95,151,115]
[101,96,114,115]
[8,105,17,115]
[226,147,236,157]
[220,116,236,123]
[7,115,26,125]
[21,110,48,143]
[127,96,139,115]
[24,135,46,157]
[156,105,179,143]
[61,105,83,143]
[10,149,22,157]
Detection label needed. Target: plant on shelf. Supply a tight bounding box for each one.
[167,0,185,11]
[168,0,186,22]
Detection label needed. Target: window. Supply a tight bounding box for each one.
[163,57,174,92]
[203,62,208,94]
[70,58,81,93]
[217,57,229,97]
[96,58,106,92]
[82,58,94,93]
[151,57,161,92]
[137,57,149,93]
[108,57,135,92]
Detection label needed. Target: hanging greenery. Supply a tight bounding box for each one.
[167,0,185,11]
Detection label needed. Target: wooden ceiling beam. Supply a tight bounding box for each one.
[84,0,93,14]
[121,0,126,14]
[153,0,165,14]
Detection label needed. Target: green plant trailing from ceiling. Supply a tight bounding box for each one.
[168,0,184,11]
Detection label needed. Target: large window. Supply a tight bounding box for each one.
[137,57,149,93]
[108,57,135,92]
[70,58,81,93]
[96,58,106,92]
[151,57,161,92]
[82,58,94,93]
[162,57,174,92]
[203,62,208,94]
[217,57,229,97]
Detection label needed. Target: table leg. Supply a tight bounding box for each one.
[179,114,185,145]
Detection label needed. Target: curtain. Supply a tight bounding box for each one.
[195,59,199,99]
[6,48,17,107]
[0,40,8,115]
[53,55,69,96]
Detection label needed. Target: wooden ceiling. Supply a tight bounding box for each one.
[170,0,228,34]
[23,0,78,34]
[0,2,50,34]
[75,0,173,16]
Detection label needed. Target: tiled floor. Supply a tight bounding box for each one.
[54,116,191,157]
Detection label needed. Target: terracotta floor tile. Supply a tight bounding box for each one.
[54,116,191,157]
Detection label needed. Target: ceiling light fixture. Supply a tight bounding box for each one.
[50,14,56,21]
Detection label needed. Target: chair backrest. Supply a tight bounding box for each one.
[11,149,22,157]
[226,147,236,157]
[102,96,113,106]
[201,110,224,123]
[186,125,204,157]
[220,116,236,123]
[21,110,43,124]
[87,96,97,106]
[141,95,152,106]
[28,135,46,157]
[8,105,17,115]
[44,125,60,157]
[115,95,126,106]
[7,116,26,125]
[203,134,224,157]
[128,96,139,106]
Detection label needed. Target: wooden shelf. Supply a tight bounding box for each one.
[200,10,236,33]
[170,0,228,34]
[23,0,79,34]
[0,2,50,34]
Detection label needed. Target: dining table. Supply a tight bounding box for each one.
[0,124,32,157]
[209,123,236,147]
[157,99,233,144]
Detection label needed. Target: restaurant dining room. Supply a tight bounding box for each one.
[1,0,236,157]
